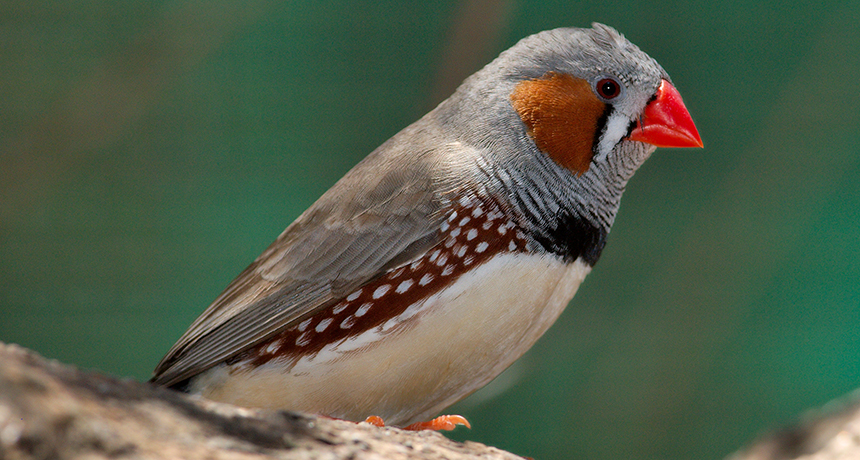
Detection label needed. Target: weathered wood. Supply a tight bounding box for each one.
[4,341,860,460]
[0,342,522,460]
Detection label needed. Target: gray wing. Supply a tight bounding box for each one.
[151,137,456,387]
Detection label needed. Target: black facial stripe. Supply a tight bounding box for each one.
[626,90,659,138]
[646,91,658,105]
[591,104,614,155]
[624,118,637,138]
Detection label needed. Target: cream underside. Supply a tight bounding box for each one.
[190,252,591,426]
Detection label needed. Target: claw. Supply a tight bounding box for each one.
[363,415,385,427]
[362,414,471,431]
[404,415,471,431]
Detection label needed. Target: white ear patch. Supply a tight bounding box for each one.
[596,113,632,159]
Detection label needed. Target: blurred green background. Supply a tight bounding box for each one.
[2,1,860,459]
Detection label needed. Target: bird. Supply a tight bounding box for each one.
[151,23,703,430]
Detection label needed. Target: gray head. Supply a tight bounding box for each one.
[429,23,697,264]
[442,23,669,161]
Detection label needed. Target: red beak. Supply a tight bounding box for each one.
[628,79,703,148]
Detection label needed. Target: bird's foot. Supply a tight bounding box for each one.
[404,415,471,431]
[363,415,471,431]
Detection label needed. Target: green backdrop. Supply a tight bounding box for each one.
[2,1,859,459]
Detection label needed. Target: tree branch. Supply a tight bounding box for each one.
[0,342,522,459]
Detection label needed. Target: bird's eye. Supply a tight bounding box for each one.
[596,78,621,100]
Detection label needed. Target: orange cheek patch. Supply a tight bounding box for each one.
[510,72,606,175]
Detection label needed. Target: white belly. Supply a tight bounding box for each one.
[189,252,590,426]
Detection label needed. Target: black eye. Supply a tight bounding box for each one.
[596,78,621,100]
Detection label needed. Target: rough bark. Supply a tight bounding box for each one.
[0,342,522,460]
[730,391,860,460]
[3,341,860,460]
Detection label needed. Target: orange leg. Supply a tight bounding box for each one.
[404,415,471,431]
[363,415,385,427]
[364,415,471,431]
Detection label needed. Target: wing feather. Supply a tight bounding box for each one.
[151,139,452,387]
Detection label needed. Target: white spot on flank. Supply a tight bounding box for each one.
[296,332,311,346]
[476,242,489,253]
[458,196,472,207]
[316,318,333,333]
[410,259,423,271]
[516,230,525,240]
[450,227,461,238]
[278,254,592,392]
[482,221,493,230]
[440,221,450,232]
[355,303,372,317]
[472,207,484,218]
[466,229,478,241]
[346,289,362,302]
[265,342,278,354]
[388,267,404,279]
[498,226,508,235]
[396,279,414,293]
[456,245,468,258]
[445,238,456,248]
[419,273,433,286]
[429,249,440,263]
[459,217,471,227]
[372,285,391,299]
[441,265,455,276]
[331,302,348,314]
[340,316,356,329]
[298,318,312,332]
[464,255,475,266]
[508,240,517,251]
[436,254,448,267]
[448,211,457,222]
[486,211,500,221]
